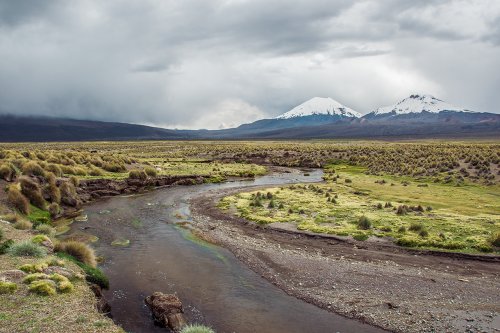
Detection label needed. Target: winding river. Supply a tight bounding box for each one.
[67,169,385,333]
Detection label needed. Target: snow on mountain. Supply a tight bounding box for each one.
[276,97,361,119]
[372,94,473,115]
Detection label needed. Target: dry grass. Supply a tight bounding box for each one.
[0,223,123,333]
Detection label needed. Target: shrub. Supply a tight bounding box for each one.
[0,239,14,254]
[129,169,147,180]
[397,226,406,233]
[70,176,79,187]
[418,229,429,238]
[22,161,45,177]
[20,263,49,274]
[180,324,216,333]
[20,177,46,209]
[7,187,30,214]
[103,162,126,172]
[58,280,74,293]
[0,163,15,181]
[45,181,61,204]
[45,164,63,177]
[60,181,79,207]
[353,234,369,241]
[144,167,157,177]
[489,233,500,247]
[56,252,109,289]
[55,240,96,267]
[396,205,408,215]
[89,167,104,176]
[14,219,33,230]
[8,241,47,257]
[409,223,424,232]
[0,281,17,294]
[28,280,57,296]
[357,216,371,230]
[1,213,19,223]
[268,200,275,208]
[31,234,50,244]
[48,202,60,218]
[23,273,49,283]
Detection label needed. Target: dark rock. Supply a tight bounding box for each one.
[145,292,187,332]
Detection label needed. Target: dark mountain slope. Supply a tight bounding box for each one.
[0,115,193,142]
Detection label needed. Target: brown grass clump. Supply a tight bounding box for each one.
[55,240,97,267]
[0,163,16,181]
[14,219,33,230]
[128,169,147,180]
[45,163,63,177]
[44,173,61,204]
[20,177,46,209]
[7,186,30,214]
[144,167,157,177]
[22,161,45,177]
[48,202,60,219]
[60,181,79,207]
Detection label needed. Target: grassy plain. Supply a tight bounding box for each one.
[220,163,499,253]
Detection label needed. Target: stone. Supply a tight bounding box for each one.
[145,292,187,332]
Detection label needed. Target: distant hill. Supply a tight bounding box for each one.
[0,115,193,142]
[0,94,498,141]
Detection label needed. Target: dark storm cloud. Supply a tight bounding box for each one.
[0,0,498,129]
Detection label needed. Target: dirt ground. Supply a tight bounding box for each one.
[190,186,500,333]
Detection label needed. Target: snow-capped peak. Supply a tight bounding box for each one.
[373,94,472,115]
[276,97,361,119]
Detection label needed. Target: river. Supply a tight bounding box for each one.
[67,169,386,333]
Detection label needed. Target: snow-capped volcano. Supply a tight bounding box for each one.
[372,94,472,115]
[276,97,361,119]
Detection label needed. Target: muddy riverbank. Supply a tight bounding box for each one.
[190,185,500,333]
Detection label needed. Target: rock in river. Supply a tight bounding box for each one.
[145,292,187,332]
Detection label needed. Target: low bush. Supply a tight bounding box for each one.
[489,233,500,247]
[28,280,57,296]
[31,234,50,244]
[22,161,45,177]
[144,167,157,177]
[357,216,372,230]
[60,181,79,207]
[55,240,96,267]
[0,281,18,294]
[8,240,47,257]
[409,222,424,232]
[180,324,216,333]
[20,263,49,274]
[7,187,30,214]
[20,177,46,209]
[353,234,369,241]
[56,252,109,289]
[129,169,147,180]
[0,239,14,254]
[14,219,33,230]
[48,202,60,218]
[0,163,15,181]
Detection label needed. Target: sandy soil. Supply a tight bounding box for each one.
[190,186,500,333]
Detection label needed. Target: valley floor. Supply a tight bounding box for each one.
[191,186,500,333]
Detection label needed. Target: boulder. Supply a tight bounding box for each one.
[145,292,187,332]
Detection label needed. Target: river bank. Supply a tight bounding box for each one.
[190,184,500,333]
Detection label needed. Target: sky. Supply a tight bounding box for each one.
[0,0,499,129]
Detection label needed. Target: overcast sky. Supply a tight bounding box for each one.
[0,0,499,129]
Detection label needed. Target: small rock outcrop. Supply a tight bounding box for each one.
[145,292,187,332]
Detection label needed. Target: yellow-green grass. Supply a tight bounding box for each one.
[0,223,122,333]
[220,165,499,253]
[142,159,267,178]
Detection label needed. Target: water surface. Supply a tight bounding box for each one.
[69,170,385,333]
